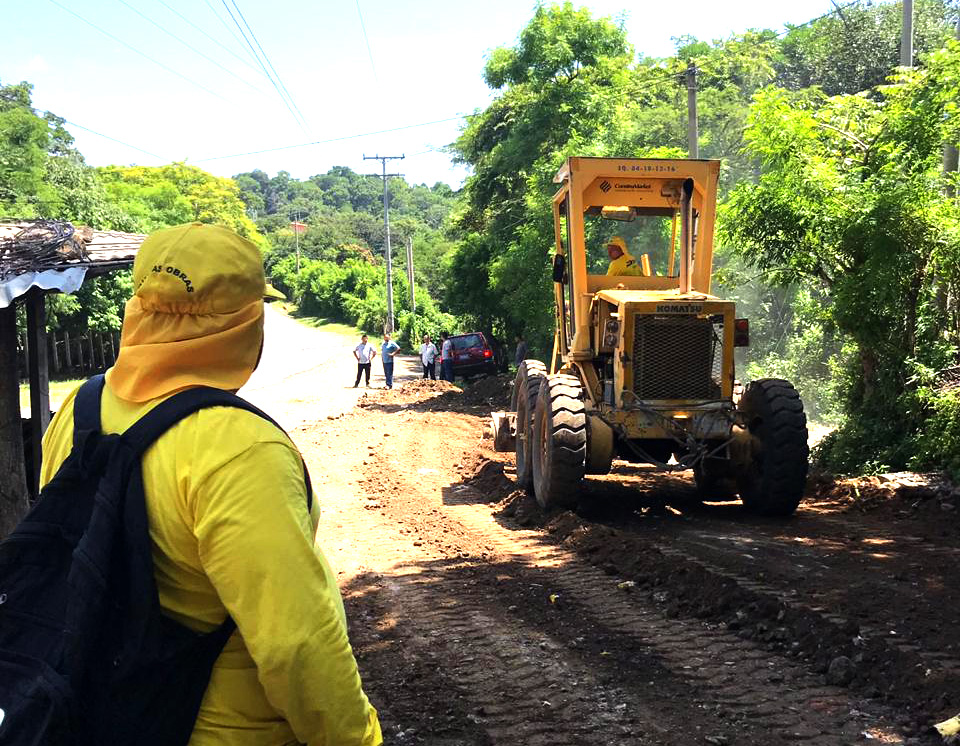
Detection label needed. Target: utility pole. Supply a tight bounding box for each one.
[294,211,301,274]
[900,0,914,67]
[945,15,960,196]
[364,153,405,333]
[406,236,416,316]
[686,63,699,158]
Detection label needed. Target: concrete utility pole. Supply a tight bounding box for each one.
[686,63,699,158]
[945,15,960,196]
[406,236,416,316]
[900,0,914,67]
[364,153,405,333]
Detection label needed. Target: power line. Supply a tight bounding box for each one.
[116,0,267,96]
[47,0,230,103]
[355,0,379,84]
[681,0,866,86]
[219,0,309,134]
[155,0,263,77]
[193,114,469,162]
[203,0,262,71]
[46,114,170,162]
[229,0,310,131]
[782,0,862,35]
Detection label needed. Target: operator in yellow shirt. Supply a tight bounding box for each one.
[605,236,644,276]
[40,223,382,746]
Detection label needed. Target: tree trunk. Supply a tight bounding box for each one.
[902,265,926,359]
[859,344,878,405]
[0,305,29,538]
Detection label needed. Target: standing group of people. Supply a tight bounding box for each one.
[417,332,454,382]
[352,330,458,389]
[352,333,400,389]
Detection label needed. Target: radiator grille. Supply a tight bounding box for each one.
[632,315,723,400]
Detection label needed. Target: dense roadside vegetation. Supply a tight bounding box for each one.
[3,0,960,475]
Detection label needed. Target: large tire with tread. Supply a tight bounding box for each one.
[532,374,587,509]
[734,378,809,516]
[514,360,546,491]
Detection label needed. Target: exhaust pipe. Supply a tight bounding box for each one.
[679,178,694,295]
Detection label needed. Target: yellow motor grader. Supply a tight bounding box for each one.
[492,157,808,516]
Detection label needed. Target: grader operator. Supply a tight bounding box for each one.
[492,157,809,516]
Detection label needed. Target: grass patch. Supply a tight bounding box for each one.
[272,303,382,345]
[19,378,84,414]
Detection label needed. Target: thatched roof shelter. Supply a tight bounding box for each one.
[0,220,145,535]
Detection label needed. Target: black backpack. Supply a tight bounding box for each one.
[0,375,311,746]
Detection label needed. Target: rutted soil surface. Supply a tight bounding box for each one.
[280,376,960,745]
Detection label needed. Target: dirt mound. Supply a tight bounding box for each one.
[460,374,513,408]
[358,379,461,409]
[401,378,460,394]
[808,471,956,523]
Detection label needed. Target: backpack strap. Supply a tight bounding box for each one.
[73,374,106,441]
[120,387,313,511]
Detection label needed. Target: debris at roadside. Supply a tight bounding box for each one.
[808,471,956,522]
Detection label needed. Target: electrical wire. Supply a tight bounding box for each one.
[229,0,309,131]
[116,0,267,96]
[355,0,380,84]
[219,0,309,135]
[204,0,262,71]
[226,0,310,133]
[193,115,470,162]
[60,118,170,161]
[155,0,264,76]
[47,0,230,103]
[31,104,170,161]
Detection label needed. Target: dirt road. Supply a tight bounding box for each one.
[254,314,956,745]
[241,305,420,429]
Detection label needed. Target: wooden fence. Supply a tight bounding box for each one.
[17,328,120,379]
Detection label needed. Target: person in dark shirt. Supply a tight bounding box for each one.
[514,334,529,367]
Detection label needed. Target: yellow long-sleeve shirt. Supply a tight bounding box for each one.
[40,383,382,746]
[606,252,645,276]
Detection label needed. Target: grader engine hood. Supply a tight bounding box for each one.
[589,289,738,441]
[597,291,736,405]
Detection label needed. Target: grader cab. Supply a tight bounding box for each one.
[493,157,809,516]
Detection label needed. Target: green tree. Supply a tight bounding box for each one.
[721,42,960,470]
[98,163,262,240]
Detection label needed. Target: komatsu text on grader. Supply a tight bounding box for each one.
[492,157,809,516]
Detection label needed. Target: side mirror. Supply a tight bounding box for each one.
[552,254,566,284]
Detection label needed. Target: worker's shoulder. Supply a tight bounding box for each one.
[186,402,293,447]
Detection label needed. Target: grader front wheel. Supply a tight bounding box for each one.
[514,360,546,491]
[734,378,809,517]
[532,374,587,509]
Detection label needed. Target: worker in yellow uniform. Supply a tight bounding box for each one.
[605,236,644,276]
[40,223,382,746]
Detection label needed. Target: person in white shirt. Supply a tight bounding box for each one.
[419,334,439,379]
[353,334,377,387]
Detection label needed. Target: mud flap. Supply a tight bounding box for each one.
[491,411,516,452]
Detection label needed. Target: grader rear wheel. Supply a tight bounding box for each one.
[532,374,586,509]
[514,360,546,491]
[734,378,809,517]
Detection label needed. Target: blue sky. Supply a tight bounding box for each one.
[5,0,838,187]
